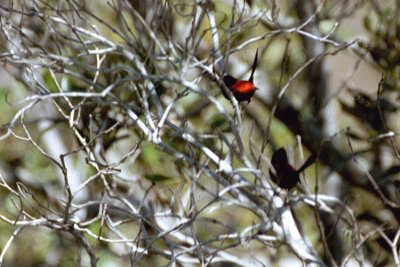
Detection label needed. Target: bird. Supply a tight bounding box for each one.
[269,147,317,190]
[222,49,258,102]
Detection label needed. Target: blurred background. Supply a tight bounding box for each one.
[1,0,400,266]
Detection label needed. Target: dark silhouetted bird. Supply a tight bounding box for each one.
[270,147,316,190]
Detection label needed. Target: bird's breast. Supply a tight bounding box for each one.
[231,81,255,93]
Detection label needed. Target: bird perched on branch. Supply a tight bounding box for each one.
[270,147,317,190]
[222,49,258,102]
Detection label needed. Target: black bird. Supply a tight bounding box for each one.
[270,147,317,190]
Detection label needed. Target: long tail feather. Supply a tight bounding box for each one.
[297,153,317,174]
[249,49,258,82]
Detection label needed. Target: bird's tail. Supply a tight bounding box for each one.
[248,49,258,82]
[297,153,317,174]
